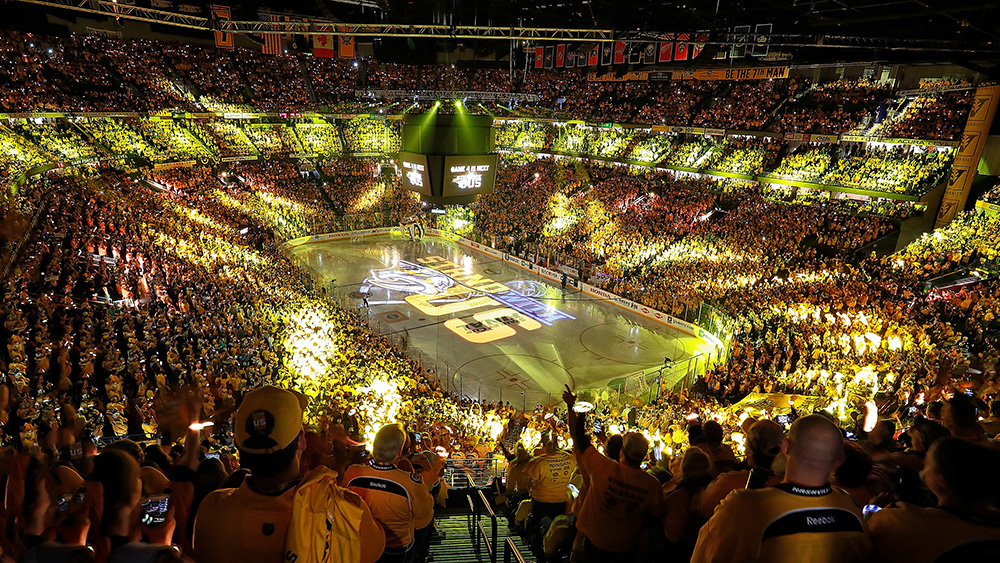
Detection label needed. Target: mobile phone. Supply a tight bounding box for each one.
[205,452,220,460]
[653,446,662,462]
[141,494,170,526]
[862,504,882,519]
[775,414,791,425]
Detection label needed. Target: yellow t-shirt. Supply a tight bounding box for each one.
[194,480,384,563]
[575,446,664,552]
[525,450,577,503]
[691,482,871,563]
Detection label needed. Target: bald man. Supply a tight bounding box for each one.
[691,415,871,563]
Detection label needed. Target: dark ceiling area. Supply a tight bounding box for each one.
[5,0,999,67]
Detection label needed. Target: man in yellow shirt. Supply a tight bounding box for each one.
[194,386,385,563]
[691,415,871,563]
[525,434,576,539]
[345,424,435,563]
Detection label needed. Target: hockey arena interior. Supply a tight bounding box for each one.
[1,0,999,562]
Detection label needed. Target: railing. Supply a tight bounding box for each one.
[444,458,507,488]
[472,489,499,563]
[504,537,528,563]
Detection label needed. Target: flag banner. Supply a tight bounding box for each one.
[731,25,751,58]
[566,49,577,68]
[752,24,772,57]
[262,15,282,55]
[674,33,690,60]
[641,42,657,64]
[658,38,673,62]
[691,32,709,58]
[338,25,355,58]
[544,46,554,68]
[535,46,544,68]
[614,41,626,64]
[312,23,335,58]
[600,42,614,65]
[555,44,566,67]
[628,42,642,64]
[210,5,234,49]
[714,48,728,60]
[588,44,600,66]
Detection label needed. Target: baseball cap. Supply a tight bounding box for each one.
[235,386,309,454]
[747,420,785,457]
[621,432,649,462]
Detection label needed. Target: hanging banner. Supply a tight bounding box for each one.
[628,42,642,65]
[641,42,657,64]
[544,46,555,69]
[671,66,789,80]
[312,23,335,58]
[588,44,599,66]
[658,36,673,62]
[600,42,614,66]
[338,25,355,58]
[691,32,709,59]
[936,84,1000,227]
[262,15,283,55]
[566,50,577,68]
[209,5,234,49]
[555,44,566,67]
[674,33,690,61]
[535,46,544,69]
[614,41,626,64]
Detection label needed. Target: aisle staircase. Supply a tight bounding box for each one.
[426,487,535,563]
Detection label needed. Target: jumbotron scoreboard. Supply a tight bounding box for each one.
[398,112,498,205]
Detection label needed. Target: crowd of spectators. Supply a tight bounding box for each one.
[821,145,954,196]
[872,91,973,141]
[700,136,782,176]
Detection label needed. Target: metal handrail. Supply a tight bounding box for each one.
[504,537,527,563]
[477,489,498,563]
[466,493,476,542]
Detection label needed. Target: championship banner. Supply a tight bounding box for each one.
[672,66,789,80]
[588,45,599,66]
[209,5,234,49]
[534,46,544,68]
[555,44,566,67]
[262,15,283,55]
[614,41,626,64]
[338,26,355,58]
[658,37,673,62]
[313,23,335,58]
[935,84,1000,227]
[674,33,690,61]
[544,46,554,69]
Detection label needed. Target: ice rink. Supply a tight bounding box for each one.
[287,234,714,405]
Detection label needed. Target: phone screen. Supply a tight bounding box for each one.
[205,452,220,460]
[141,494,170,526]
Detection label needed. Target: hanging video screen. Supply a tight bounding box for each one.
[399,152,431,196]
[441,155,498,197]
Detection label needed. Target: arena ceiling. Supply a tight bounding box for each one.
[7,0,1000,65]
